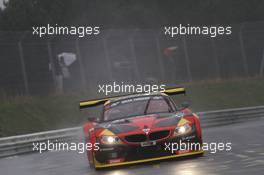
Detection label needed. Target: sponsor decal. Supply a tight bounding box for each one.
[108,158,125,164]
[140,141,156,147]
[177,149,192,154]
[99,147,114,151]
[182,135,196,141]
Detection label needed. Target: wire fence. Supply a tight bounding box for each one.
[1,22,264,96]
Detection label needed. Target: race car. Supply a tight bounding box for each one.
[81,87,204,169]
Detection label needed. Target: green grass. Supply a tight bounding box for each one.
[1,77,264,137]
[0,95,84,137]
[184,77,264,111]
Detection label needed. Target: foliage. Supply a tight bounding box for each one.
[0,0,264,30]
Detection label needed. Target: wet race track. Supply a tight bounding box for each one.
[1,119,264,175]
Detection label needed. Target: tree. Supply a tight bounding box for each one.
[0,0,264,31]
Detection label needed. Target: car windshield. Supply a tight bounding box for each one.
[103,96,175,121]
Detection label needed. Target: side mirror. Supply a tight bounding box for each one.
[180,101,190,109]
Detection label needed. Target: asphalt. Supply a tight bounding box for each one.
[0,119,264,175]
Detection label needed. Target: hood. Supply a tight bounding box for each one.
[97,112,184,134]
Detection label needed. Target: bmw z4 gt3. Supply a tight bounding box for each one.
[81,87,204,169]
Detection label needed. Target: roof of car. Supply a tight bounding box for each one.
[104,91,168,105]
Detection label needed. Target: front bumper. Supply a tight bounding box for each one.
[94,150,204,168]
[93,132,203,168]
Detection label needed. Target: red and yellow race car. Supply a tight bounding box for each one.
[81,87,204,169]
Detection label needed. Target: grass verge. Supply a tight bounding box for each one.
[0,77,264,137]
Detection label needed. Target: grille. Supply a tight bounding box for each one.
[149,130,170,140]
[125,134,147,142]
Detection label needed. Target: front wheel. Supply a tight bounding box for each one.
[88,152,97,170]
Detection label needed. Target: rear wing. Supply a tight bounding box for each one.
[79,87,185,109]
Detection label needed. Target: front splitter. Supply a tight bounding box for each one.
[94,150,204,168]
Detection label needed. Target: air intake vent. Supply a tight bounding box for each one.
[125,134,147,142]
[149,130,170,140]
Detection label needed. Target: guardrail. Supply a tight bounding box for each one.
[0,105,264,158]
[0,127,81,158]
[198,105,264,127]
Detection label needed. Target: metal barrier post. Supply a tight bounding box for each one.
[155,37,166,80]
[182,36,192,81]
[103,39,114,81]
[75,39,87,92]
[211,38,221,79]
[129,38,141,83]
[239,24,249,77]
[260,48,264,76]
[18,41,29,95]
[47,41,56,88]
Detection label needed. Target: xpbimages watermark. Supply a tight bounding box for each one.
[32,24,100,37]
[98,82,166,95]
[164,141,232,154]
[164,24,232,38]
[32,140,99,154]
[32,140,232,155]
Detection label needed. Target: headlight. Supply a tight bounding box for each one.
[100,135,122,144]
[173,123,192,136]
